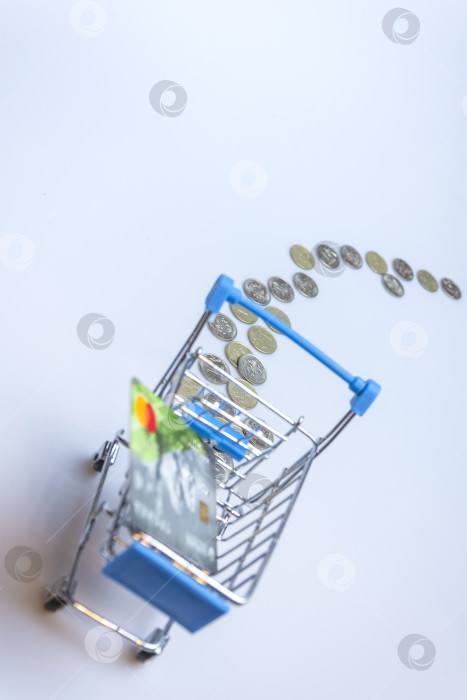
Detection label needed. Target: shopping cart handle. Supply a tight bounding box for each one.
[206,274,381,416]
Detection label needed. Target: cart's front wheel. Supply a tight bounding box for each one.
[44,594,67,612]
[136,650,158,663]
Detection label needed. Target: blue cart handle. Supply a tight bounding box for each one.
[206,274,380,416]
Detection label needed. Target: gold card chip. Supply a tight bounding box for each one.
[199,501,209,524]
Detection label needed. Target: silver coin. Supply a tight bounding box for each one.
[243,279,270,306]
[317,244,339,269]
[382,273,404,297]
[441,278,461,299]
[211,448,234,484]
[268,276,294,303]
[198,353,230,384]
[293,272,319,297]
[242,418,274,450]
[392,258,414,281]
[340,245,363,269]
[237,353,267,385]
[207,313,237,341]
[204,393,237,416]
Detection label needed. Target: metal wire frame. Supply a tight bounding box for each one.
[45,296,361,660]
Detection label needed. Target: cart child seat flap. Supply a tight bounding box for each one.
[102,541,229,633]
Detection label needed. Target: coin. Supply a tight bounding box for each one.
[417,270,438,292]
[293,272,319,298]
[212,447,234,468]
[317,244,339,269]
[340,245,363,269]
[243,279,270,306]
[265,306,291,334]
[268,276,294,303]
[207,313,237,341]
[227,379,258,410]
[211,448,233,484]
[440,278,462,300]
[198,353,230,384]
[290,244,315,270]
[229,303,258,324]
[225,341,252,368]
[365,251,388,274]
[204,393,237,416]
[382,273,404,297]
[177,376,202,398]
[392,258,414,281]
[248,326,278,354]
[242,418,274,450]
[237,353,267,385]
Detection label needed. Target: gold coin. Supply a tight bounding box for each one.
[216,416,243,433]
[417,269,439,292]
[248,325,277,354]
[225,341,252,368]
[265,306,291,334]
[365,251,388,274]
[227,380,258,410]
[229,303,258,325]
[177,376,202,398]
[290,244,314,270]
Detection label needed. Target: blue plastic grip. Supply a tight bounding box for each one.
[205,274,381,416]
[184,401,249,461]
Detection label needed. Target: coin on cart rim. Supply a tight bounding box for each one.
[340,245,363,269]
[238,353,267,385]
[365,251,388,274]
[382,273,404,297]
[440,277,462,299]
[293,272,319,298]
[241,417,274,450]
[225,341,252,368]
[243,279,270,306]
[207,313,237,341]
[229,303,258,324]
[392,258,414,281]
[268,276,294,303]
[204,392,237,416]
[198,353,230,385]
[265,306,291,334]
[290,244,315,270]
[248,325,278,354]
[317,244,340,269]
[417,269,439,292]
[177,376,203,398]
[227,379,258,409]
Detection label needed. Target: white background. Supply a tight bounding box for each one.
[1,1,466,698]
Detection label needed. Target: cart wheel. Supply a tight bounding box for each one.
[44,595,66,612]
[135,650,157,663]
[92,457,105,473]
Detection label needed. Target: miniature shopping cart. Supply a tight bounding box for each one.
[44,274,380,661]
